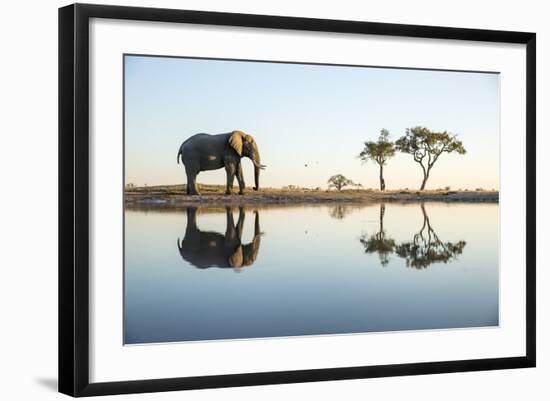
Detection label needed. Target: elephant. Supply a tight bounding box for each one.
[177,207,262,270]
[177,130,266,195]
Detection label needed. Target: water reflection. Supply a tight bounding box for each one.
[329,205,353,220]
[125,203,498,343]
[395,204,466,269]
[177,207,261,270]
[359,203,466,269]
[359,204,395,266]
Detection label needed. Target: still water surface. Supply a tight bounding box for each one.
[124,202,499,344]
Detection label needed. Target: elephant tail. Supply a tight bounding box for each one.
[177,143,184,164]
[178,137,195,164]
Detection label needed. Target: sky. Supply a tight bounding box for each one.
[124,55,499,190]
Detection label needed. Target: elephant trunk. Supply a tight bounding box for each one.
[254,165,260,191]
[251,141,262,191]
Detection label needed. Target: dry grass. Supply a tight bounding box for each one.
[124,184,498,207]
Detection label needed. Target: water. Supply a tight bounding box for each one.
[124,202,499,344]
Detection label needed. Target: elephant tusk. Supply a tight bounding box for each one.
[252,160,267,169]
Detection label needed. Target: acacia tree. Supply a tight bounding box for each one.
[395,203,466,269]
[329,205,352,219]
[395,127,466,190]
[359,204,396,266]
[358,129,395,191]
[327,174,358,191]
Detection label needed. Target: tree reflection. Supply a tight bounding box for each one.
[359,204,396,266]
[395,203,466,269]
[329,205,353,220]
[177,207,261,271]
[359,203,466,269]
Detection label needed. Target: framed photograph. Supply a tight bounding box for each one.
[59,3,536,397]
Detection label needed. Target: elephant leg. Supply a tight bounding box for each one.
[236,207,245,238]
[236,162,245,195]
[225,163,236,195]
[192,176,200,195]
[186,173,192,195]
[253,210,260,237]
[181,207,200,251]
[186,207,198,229]
[225,207,237,241]
[185,166,200,195]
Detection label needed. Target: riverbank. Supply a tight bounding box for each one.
[125,185,498,207]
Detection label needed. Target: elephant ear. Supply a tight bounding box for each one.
[229,131,244,156]
[229,246,244,268]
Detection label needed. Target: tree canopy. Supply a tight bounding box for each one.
[327,174,359,191]
[358,129,396,190]
[329,205,353,219]
[395,126,466,190]
[359,129,396,166]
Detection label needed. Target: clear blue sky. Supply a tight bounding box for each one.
[124,55,499,190]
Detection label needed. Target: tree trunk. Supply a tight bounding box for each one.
[419,178,427,191]
[379,203,385,233]
[379,164,385,191]
[420,170,429,190]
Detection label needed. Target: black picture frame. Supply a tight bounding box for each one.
[59,3,536,397]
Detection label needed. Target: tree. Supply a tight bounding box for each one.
[327,174,358,191]
[359,204,396,266]
[329,205,353,219]
[395,203,466,269]
[358,129,395,191]
[395,127,466,190]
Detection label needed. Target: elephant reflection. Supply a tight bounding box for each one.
[395,203,466,269]
[359,204,396,266]
[177,207,261,270]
